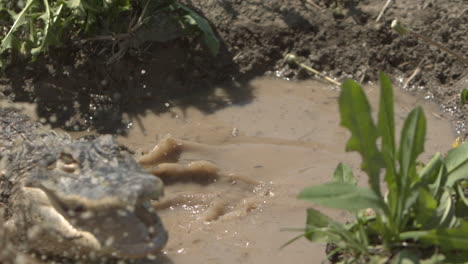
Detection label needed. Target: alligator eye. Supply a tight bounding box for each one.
[60,153,76,164]
[57,153,80,173]
[57,160,79,173]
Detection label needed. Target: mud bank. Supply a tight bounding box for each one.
[0,0,466,138]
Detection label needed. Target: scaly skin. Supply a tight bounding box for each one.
[0,108,167,261]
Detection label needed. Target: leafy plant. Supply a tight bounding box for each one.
[296,73,468,263]
[0,0,219,68]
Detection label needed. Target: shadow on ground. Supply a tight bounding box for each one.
[1,33,254,134]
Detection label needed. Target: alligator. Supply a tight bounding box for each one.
[0,107,168,262]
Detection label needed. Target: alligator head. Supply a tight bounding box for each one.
[2,133,167,260]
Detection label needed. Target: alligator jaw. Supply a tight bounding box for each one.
[6,185,168,259]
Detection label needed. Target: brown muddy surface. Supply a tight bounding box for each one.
[111,77,453,263]
[0,77,457,264]
[0,0,465,263]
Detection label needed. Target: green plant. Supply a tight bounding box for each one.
[0,0,219,68]
[295,73,468,263]
[461,89,468,105]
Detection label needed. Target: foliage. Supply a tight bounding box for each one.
[461,89,468,105]
[296,73,468,263]
[0,0,219,68]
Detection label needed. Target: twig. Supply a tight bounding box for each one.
[432,112,447,121]
[376,0,393,22]
[359,68,368,84]
[285,54,341,86]
[392,19,468,66]
[305,0,322,10]
[403,67,421,88]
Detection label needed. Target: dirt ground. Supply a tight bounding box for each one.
[0,0,466,137]
[188,0,467,136]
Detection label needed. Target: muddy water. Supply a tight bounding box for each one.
[114,78,455,264]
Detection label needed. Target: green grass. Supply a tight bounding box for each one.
[0,0,219,68]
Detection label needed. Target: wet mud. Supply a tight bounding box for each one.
[0,77,457,263]
[0,0,465,262]
[113,78,454,263]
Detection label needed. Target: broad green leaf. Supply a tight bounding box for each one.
[177,4,220,57]
[332,163,356,185]
[445,142,468,187]
[412,153,447,202]
[428,166,448,201]
[418,153,443,186]
[435,189,459,228]
[414,153,447,199]
[399,107,426,186]
[339,80,384,197]
[306,207,333,229]
[378,72,396,174]
[303,208,362,252]
[304,208,336,241]
[401,221,468,251]
[390,249,420,264]
[299,182,383,212]
[396,107,426,230]
[377,72,399,225]
[415,188,437,229]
